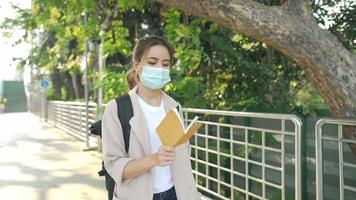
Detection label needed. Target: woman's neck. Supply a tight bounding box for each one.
[136,83,162,106]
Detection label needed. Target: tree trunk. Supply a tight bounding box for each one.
[157,0,356,153]
[71,73,84,99]
[62,71,76,100]
[50,68,62,100]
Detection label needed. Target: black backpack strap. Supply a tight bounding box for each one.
[115,93,133,154]
[176,104,180,112]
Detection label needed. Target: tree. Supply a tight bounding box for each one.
[163,10,321,115]
[2,0,354,151]
[156,0,356,153]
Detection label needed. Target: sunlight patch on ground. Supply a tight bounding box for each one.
[0,186,38,200]
[0,113,106,200]
[0,166,36,181]
[47,183,105,200]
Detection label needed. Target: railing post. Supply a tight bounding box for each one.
[315,118,356,200]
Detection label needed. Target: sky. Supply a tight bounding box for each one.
[0,0,31,81]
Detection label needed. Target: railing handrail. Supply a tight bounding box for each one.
[49,100,99,107]
[183,107,302,122]
[315,118,356,200]
[49,101,300,121]
[316,118,356,127]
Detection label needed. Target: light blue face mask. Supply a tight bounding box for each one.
[139,66,171,90]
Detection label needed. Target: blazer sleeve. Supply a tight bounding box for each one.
[102,100,134,184]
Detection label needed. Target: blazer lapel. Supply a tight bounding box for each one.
[162,92,179,112]
[128,86,152,156]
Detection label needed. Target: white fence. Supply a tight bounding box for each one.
[45,100,302,200]
[47,101,99,147]
[183,108,302,200]
[315,118,356,200]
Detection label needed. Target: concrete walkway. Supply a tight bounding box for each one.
[0,112,106,200]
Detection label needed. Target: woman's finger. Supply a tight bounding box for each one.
[158,155,174,162]
[161,146,174,152]
[159,151,175,157]
[160,161,173,166]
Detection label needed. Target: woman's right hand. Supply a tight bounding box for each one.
[152,145,176,166]
[122,145,176,180]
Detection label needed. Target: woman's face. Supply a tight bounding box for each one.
[136,45,171,71]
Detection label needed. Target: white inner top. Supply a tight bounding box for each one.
[136,94,174,193]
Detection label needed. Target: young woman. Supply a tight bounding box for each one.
[102,35,201,200]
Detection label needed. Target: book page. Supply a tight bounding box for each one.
[172,108,200,135]
[172,108,185,131]
[184,116,199,133]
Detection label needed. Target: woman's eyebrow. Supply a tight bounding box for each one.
[147,57,158,60]
[147,57,170,62]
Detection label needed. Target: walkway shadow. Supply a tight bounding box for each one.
[0,162,105,200]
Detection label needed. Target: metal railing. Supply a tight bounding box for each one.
[315,118,356,200]
[46,101,302,200]
[183,108,302,200]
[47,101,99,147]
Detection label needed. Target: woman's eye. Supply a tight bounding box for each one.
[148,62,156,65]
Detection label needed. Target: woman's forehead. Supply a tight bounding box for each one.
[144,45,170,61]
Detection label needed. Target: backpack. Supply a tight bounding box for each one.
[89,93,180,200]
[89,93,133,200]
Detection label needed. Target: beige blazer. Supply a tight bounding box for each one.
[102,86,202,200]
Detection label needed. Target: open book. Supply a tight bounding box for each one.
[156,107,203,147]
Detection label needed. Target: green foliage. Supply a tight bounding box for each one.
[327,3,355,51]
[290,81,328,116]
[118,0,146,10]
[164,10,204,71]
[165,76,207,108]
[95,69,129,102]
[46,87,56,100]
[103,20,132,57]
[163,10,319,115]
[3,0,352,117]
[0,5,35,40]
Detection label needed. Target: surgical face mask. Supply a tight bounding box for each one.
[139,66,171,90]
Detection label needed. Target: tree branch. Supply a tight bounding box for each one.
[156,0,356,117]
[283,0,314,20]
[102,2,120,30]
[156,0,279,40]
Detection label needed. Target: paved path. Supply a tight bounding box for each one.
[0,112,106,200]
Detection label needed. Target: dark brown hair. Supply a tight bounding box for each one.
[126,35,175,89]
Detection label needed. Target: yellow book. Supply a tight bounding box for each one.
[156,108,203,147]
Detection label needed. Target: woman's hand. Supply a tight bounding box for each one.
[122,146,175,180]
[152,145,176,166]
